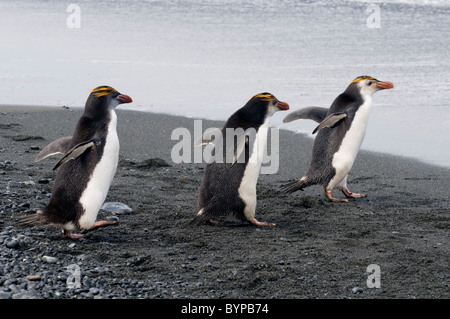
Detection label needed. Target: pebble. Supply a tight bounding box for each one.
[6,239,19,249]
[101,202,133,215]
[12,291,38,299]
[0,291,12,299]
[106,216,120,222]
[352,287,363,294]
[26,275,41,281]
[42,256,58,263]
[89,287,100,295]
[19,202,31,208]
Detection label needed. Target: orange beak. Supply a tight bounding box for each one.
[116,94,133,103]
[374,81,394,90]
[276,101,290,111]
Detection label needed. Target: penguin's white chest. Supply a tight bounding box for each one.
[238,116,270,218]
[78,111,119,229]
[330,99,372,187]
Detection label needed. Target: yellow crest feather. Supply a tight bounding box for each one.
[91,86,117,97]
[252,93,276,101]
[350,76,378,84]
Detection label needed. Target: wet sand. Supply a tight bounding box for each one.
[0,105,449,304]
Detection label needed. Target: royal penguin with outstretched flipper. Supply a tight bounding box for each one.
[20,86,132,238]
[191,93,289,226]
[281,76,393,202]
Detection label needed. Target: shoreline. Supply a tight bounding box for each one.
[0,105,449,299]
[2,104,448,171]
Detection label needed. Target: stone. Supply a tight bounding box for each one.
[42,256,58,264]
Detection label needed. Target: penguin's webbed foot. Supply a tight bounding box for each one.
[325,190,349,203]
[248,218,275,227]
[326,189,367,202]
[208,218,222,226]
[64,230,85,239]
[89,220,119,230]
[341,187,367,199]
[64,220,118,239]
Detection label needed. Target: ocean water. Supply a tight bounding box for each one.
[1,0,449,168]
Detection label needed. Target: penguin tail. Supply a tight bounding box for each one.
[189,208,208,226]
[189,208,223,226]
[189,215,206,226]
[281,178,308,194]
[17,210,48,227]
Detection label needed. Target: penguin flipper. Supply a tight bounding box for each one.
[34,136,73,162]
[193,127,247,165]
[53,139,97,170]
[232,134,248,165]
[194,127,222,147]
[312,112,347,134]
[283,107,328,124]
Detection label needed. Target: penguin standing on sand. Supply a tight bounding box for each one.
[282,76,393,202]
[191,93,289,226]
[21,86,132,238]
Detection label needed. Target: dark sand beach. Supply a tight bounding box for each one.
[0,105,449,302]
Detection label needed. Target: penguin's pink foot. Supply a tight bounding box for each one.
[89,220,118,230]
[64,230,85,239]
[248,218,275,227]
[64,220,117,239]
[341,187,367,199]
[325,190,349,203]
[208,218,222,226]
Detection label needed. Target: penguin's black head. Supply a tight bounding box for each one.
[246,92,289,115]
[348,76,394,97]
[85,86,132,116]
[237,93,289,124]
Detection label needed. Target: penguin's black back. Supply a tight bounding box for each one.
[198,161,248,221]
[305,85,363,187]
[42,103,112,227]
[197,96,270,221]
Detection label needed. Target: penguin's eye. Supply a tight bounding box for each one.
[367,81,373,86]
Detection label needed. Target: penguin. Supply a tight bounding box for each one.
[191,93,289,226]
[281,76,393,202]
[20,86,132,238]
